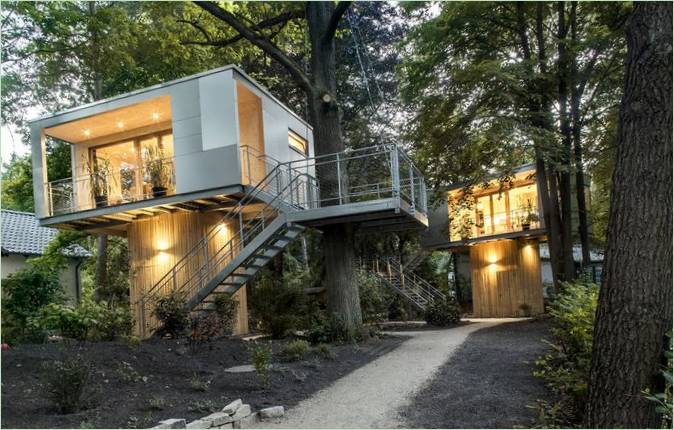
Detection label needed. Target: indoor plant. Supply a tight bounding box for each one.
[145,146,171,197]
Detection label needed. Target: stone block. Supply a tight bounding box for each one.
[232,412,258,429]
[203,412,235,427]
[231,404,251,421]
[222,399,243,415]
[154,419,187,429]
[258,406,284,420]
[186,419,210,429]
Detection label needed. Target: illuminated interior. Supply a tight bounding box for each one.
[448,169,541,241]
[288,130,308,156]
[43,96,176,212]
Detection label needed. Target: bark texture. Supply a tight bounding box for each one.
[585,3,672,427]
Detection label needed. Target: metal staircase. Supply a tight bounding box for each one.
[135,144,429,337]
[361,256,444,311]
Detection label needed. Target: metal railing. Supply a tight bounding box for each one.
[134,144,427,336]
[46,158,177,216]
[450,207,542,241]
[360,255,444,309]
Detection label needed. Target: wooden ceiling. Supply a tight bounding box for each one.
[44,96,172,144]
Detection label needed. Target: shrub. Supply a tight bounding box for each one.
[643,332,673,428]
[281,339,311,362]
[358,269,394,323]
[29,292,133,341]
[2,266,63,344]
[248,341,273,387]
[314,343,336,360]
[424,297,461,326]
[306,314,349,345]
[213,293,238,334]
[42,350,92,414]
[189,313,223,345]
[153,292,189,337]
[189,374,210,392]
[533,281,598,426]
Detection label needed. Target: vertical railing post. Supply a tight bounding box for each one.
[336,153,343,205]
[409,162,416,213]
[172,267,177,292]
[238,211,244,247]
[391,146,400,199]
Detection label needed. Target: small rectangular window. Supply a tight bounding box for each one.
[288,130,308,156]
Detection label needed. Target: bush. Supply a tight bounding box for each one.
[644,332,673,428]
[358,269,394,323]
[424,297,461,326]
[29,292,133,341]
[533,281,597,426]
[2,266,63,344]
[281,339,311,362]
[306,314,349,345]
[42,350,92,414]
[314,343,336,360]
[248,341,273,387]
[249,272,307,339]
[213,293,238,335]
[189,313,223,345]
[153,292,189,337]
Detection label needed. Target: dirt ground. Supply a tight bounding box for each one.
[1,334,405,429]
[401,319,552,428]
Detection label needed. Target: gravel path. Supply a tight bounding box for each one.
[258,319,521,429]
[401,319,551,428]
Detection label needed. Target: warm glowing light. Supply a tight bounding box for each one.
[488,263,497,272]
[156,239,169,251]
[152,112,160,120]
[157,251,170,264]
[83,129,91,137]
[117,121,125,129]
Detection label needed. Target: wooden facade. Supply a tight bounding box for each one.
[469,239,544,317]
[127,210,248,336]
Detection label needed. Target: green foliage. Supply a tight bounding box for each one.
[1,154,35,212]
[42,349,92,414]
[306,314,350,345]
[153,292,189,337]
[189,374,211,392]
[213,293,238,335]
[314,343,336,360]
[189,313,223,344]
[281,339,311,362]
[30,290,133,341]
[424,296,461,327]
[248,341,273,387]
[533,281,598,425]
[1,265,63,344]
[643,332,673,429]
[358,269,394,323]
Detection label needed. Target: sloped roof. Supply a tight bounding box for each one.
[1,210,91,258]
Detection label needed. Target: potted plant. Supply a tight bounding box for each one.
[83,156,113,208]
[458,214,474,240]
[521,199,539,230]
[145,146,171,198]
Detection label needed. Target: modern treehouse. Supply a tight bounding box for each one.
[421,164,547,318]
[29,66,429,338]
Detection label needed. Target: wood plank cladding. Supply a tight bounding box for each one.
[237,82,266,185]
[469,239,544,317]
[127,210,248,337]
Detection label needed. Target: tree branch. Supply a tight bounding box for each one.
[194,1,313,94]
[323,1,351,44]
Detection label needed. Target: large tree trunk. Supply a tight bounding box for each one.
[585,3,672,427]
[556,1,576,281]
[306,2,362,337]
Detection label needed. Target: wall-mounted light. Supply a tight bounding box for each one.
[152,112,160,121]
[83,129,91,137]
[156,239,169,251]
[117,121,124,129]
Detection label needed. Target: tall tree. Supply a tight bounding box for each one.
[193,1,364,336]
[585,2,672,427]
[399,2,626,287]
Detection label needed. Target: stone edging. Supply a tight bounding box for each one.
[152,399,285,429]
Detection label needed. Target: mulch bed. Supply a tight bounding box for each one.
[1,334,406,429]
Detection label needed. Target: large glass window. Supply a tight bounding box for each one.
[449,177,540,241]
[88,131,174,206]
[288,130,308,156]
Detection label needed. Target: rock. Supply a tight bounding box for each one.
[222,399,243,415]
[186,419,210,429]
[203,412,235,427]
[232,412,258,429]
[231,404,251,421]
[223,365,255,373]
[258,406,284,420]
[153,418,187,429]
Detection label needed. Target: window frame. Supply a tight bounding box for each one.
[288,129,309,156]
